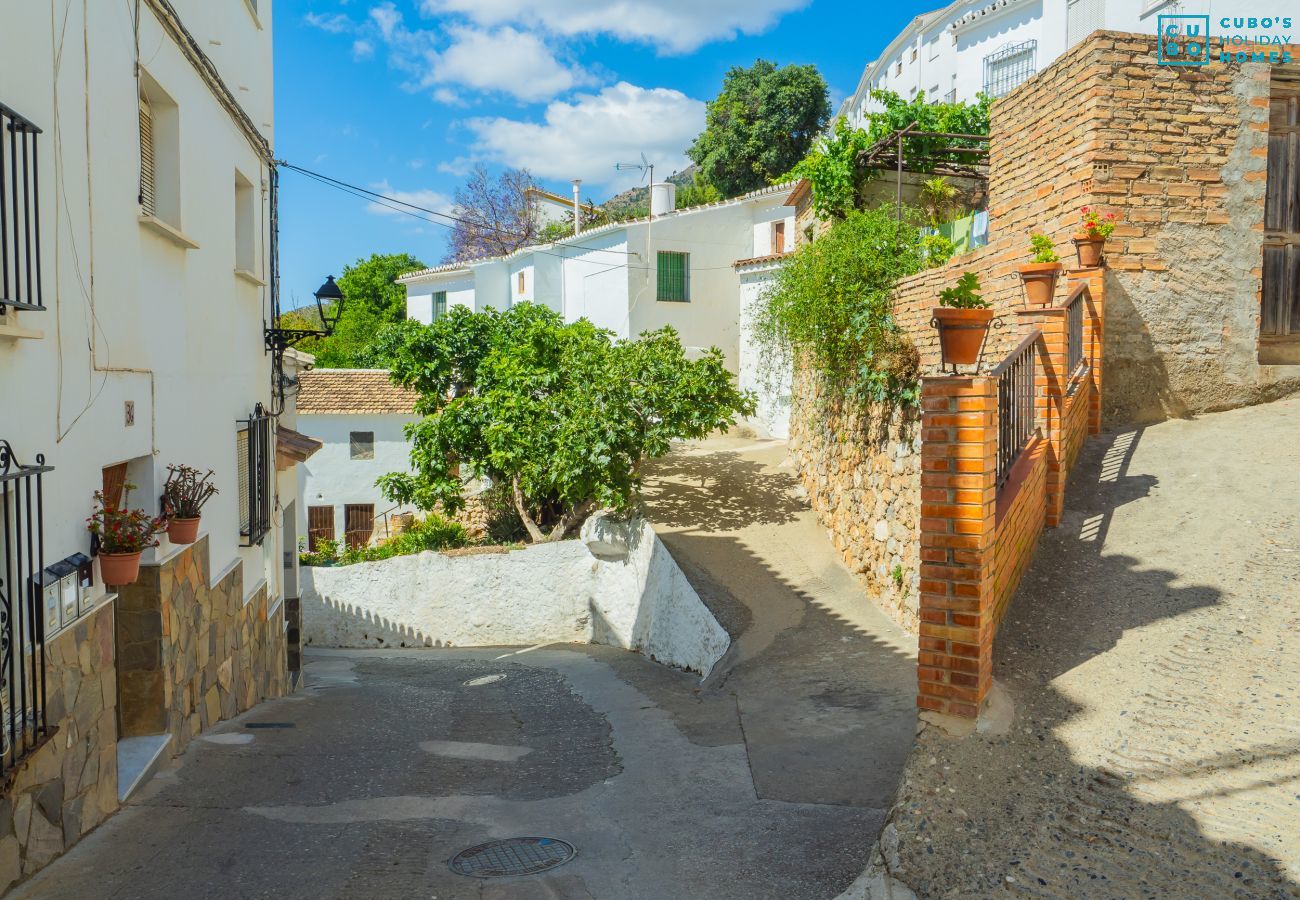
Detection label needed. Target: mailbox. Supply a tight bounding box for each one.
[48,559,78,629]
[69,553,94,615]
[33,567,60,640]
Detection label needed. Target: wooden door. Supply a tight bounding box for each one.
[344,504,375,549]
[102,463,128,509]
[1262,68,1300,345]
[307,506,335,551]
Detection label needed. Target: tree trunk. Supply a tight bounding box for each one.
[545,500,594,542]
[511,477,546,543]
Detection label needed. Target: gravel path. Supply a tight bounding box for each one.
[884,398,1300,898]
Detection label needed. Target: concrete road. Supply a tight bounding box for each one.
[17,438,917,899]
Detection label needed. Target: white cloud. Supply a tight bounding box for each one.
[352,38,375,60]
[304,12,353,33]
[432,87,463,105]
[419,0,810,53]
[463,82,704,189]
[365,180,453,218]
[427,26,591,102]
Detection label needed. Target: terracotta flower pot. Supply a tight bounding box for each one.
[167,516,201,544]
[1018,262,1063,306]
[100,551,143,586]
[932,307,995,368]
[1073,234,1106,268]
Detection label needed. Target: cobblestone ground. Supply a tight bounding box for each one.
[883,398,1300,898]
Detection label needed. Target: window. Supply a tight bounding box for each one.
[1067,0,1106,46]
[234,170,256,275]
[656,251,690,302]
[894,60,903,76]
[945,88,957,103]
[0,102,45,312]
[238,405,273,546]
[307,506,335,551]
[982,40,1037,98]
[137,71,180,228]
[517,271,526,295]
[910,47,918,63]
[349,431,374,460]
[344,504,375,549]
[773,221,786,254]
[433,291,447,320]
[929,38,941,60]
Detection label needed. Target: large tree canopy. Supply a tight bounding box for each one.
[687,60,830,198]
[283,252,426,368]
[377,304,754,542]
[445,165,540,263]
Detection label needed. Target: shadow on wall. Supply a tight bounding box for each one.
[1103,274,1192,426]
[892,426,1298,895]
[303,595,437,650]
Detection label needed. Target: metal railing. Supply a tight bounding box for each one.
[991,331,1039,487]
[238,405,273,547]
[0,102,44,313]
[1065,283,1088,383]
[0,440,52,771]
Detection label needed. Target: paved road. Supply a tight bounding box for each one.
[18,438,916,899]
[883,397,1300,898]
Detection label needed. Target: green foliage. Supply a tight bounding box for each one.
[749,207,926,407]
[788,90,991,221]
[919,177,962,226]
[376,304,754,542]
[674,176,724,209]
[891,563,905,589]
[1029,233,1060,264]
[920,233,956,268]
[688,60,831,198]
[287,253,426,367]
[298,514,471,567]
[938,272,986,309]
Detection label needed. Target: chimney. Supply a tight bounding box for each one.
[650,182,676,218]
[571,179,582,237]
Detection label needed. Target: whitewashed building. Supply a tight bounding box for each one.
[0,0,310,882]
[841,0,1224,122]
[294,370,421,551]
[400,182,796,435]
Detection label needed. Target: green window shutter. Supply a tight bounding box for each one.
[656,252,690,302]
[433,291,447,320]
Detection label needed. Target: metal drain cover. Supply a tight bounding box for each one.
[449,837,576,878]
[463,674,507,686]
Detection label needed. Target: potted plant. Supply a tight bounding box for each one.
[87,485,167,586]
[1018,234,1063,306]
[931,271,993,369]
[1074,207,1117,267]
[162,464,218,544]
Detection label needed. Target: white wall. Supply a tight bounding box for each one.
[561,231,635,335]
[508,259,535,305]
[0,0,280,635]
[301,514,731,678]
[406,273,474,323]
[737,268,792,439]
[297,413,419,544]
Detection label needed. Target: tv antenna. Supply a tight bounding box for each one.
[614,152,655,218]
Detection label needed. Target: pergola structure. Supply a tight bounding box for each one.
[856,121,990,221]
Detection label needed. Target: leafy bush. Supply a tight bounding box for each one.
[938,272,986,309]
[298,514,470,567]
[921,233,956,268]
[1029,233,1060,264]
[750,207,925,407]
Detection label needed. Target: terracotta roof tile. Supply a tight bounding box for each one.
[296,369,419,415]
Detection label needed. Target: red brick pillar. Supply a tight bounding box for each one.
[1068,267,1106,434]
[1015,309,1067,527]
[917,375,997,719]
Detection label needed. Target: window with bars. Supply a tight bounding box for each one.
[237,406,273,546]
[656,251,690,302]
[0,101,45,313]
[982,40,1037,98]
[433,291,447,320]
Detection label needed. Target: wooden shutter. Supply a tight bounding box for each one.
[656,251,690,302]
[139,98,157,216]
[773,221,786,254]
[102,464,128,509]
[1263,73,1300,339]
[307,506,335,551]
[433,291,447,320]
[344,504,374,549]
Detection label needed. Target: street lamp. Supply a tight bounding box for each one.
[265,274,346,351]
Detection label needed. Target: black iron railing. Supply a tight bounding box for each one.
[0,102,44,313]
[992,331,1039,487]
[1065,283,1087,383]
[0,440,51,771]
[239,405,273,547]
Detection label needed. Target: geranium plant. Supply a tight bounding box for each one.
[87,486,167,554]
[1080,207,1117,239]
[162,464,218,519]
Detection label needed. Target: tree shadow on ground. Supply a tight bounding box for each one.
[888,427,1300,897]
[641,449,808,531]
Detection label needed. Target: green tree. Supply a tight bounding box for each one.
[287,252,425,367]
[687,60,830,198]
[377,304,754,543]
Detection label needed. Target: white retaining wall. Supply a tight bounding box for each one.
[300,513,730,678]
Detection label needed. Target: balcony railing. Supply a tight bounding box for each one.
[238,406,273,547]
[992,330,1039,487]
[0,440,52,772]
[1065,283,1088,383]
[0,102,44,312]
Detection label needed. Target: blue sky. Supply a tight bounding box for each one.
[275,0,939,309]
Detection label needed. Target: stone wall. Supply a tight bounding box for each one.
[788,370,921,632]
[0,603,118,891]
[117,537,287,754]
